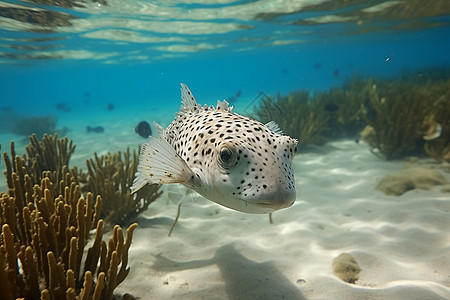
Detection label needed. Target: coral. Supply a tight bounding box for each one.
[0,166,137,299]
[332,253,361,284]
[376,167,448,196]
[12,116,58,138]
[3,134,76,197]
[313,76,369,139]
[4,133,160,230]
[253,90,329,146]
[25,133,76,185]
[82,147,163,228]
[362,70,450,160]
[252,67,449,161]
[252,76,368,147]
[362,81,431,159]
[1,135,140,299]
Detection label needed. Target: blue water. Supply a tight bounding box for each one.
[1,2,450,299]
[1,1,450,138]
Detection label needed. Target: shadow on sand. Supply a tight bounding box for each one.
[151,243,306,300]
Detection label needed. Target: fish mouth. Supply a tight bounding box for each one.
[257,198,295,209]
[238,197,295,214]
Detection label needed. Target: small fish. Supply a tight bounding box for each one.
[56,102,71,112]
[86,126,104,133]
[131,83,298,214]
[333,69,339,78]
[324,103,339,112]
[107,103,114,111]
[1,106,14,113]
[135,121,152,138]
[226,90,242,105]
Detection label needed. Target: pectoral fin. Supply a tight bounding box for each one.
[131,136,194,193]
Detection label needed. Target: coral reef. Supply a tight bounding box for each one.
[362,75,450,160]
[362,82,428,159]
[0,134,155,299]
[313,76,368,139]
[253,90,329,146]
[252,76,368,147]
[0,156,137,299]
[82,147,162,228]
[4,134,162,230]
[252,67,449,162]
[332,253,361,284]
[376,167,448,196]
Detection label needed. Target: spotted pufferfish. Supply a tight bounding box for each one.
[130,84,298,214]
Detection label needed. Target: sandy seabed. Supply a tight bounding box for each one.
[111,139,450,300]
[1,109,449,300]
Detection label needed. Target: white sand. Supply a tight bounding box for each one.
[1,112,450,299]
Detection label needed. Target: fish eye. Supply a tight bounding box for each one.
[218,144,237,169]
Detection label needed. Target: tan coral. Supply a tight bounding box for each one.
[83,147,162,229]
[0,180,137,300]
[1,135,139,299]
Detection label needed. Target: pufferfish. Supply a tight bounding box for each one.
[131,84,298,214]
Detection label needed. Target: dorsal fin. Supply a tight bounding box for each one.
[216,100,233,113]
[265,121,283,135]
[180,83,234,114]
[180,83,201,114]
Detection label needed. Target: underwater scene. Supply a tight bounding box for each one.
[1,0,450,299]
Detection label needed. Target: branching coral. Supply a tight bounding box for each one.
[2,134,76,196]
[0,164,137,300]
[4,134,162,229]
[83,147,162,228]
[25,133,75,175]
[253,90,329,146]
[1,134,144,299]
